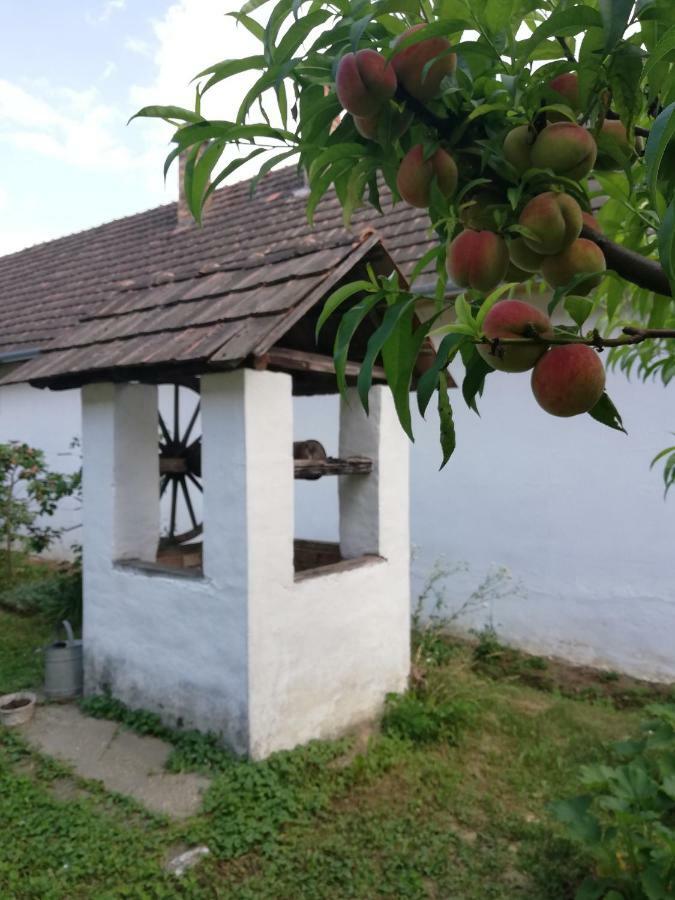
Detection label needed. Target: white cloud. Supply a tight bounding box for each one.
[0,78,138,171]
[129,0,269,119]
[86,0,126,25]
[102,61,117,79]
[125,36,152,57]
[128,0,281,184]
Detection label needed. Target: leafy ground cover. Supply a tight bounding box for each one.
[0,608,668,899]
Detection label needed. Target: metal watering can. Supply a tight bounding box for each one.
[44,620,83,701]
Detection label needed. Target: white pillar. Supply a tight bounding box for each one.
[201,369,294,591]
[81,382,159,569]
[338,386,410,562]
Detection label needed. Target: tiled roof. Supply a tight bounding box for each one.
[0,167,435,364]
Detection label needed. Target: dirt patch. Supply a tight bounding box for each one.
[470,638,675,708]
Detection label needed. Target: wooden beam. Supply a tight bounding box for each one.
[294,455,373,480]
[256,346,387,381]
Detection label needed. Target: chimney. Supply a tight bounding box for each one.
[176,145,212,228]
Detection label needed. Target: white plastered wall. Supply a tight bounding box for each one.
[80,372,410,758]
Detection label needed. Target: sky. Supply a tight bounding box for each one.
[0,0,262,256]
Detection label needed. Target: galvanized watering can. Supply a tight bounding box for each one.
[44,620,83,700]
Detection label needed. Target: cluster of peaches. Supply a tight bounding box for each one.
[333,32,622,417]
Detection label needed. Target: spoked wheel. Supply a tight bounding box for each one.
[158,380,202,548]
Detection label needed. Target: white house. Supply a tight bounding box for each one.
[1,167,673,684]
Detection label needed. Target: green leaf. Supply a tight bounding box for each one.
[380,304,427,440]
[357,296,417,411]
[658,200,675,286]
[264,0,296,63]
[650,443,675,497]
[203,147,268,202]
[518,6,602,64]
[236,60,300,124]
[334,294,384,396]
[549,795,602,844]
[408,245,445,286]
[461,348,493,414]
[417,333,466,416]
[226,12,265,42]
[607,42,644,130]
[437,373,456,469]
[240,0,274,12]
[548,272,605,315]
[194,56,267,93]
[564,296,594,330]
[247,149,298,197]
[274,9,331,62]
[316,280,375,338]
[188,141,225,222]
[454,293,477,330]
[599,0,636,50]
[646,102,675,206]
[588,392,628,433]
[643,24,675,81]
[483,0,515,33]
[129,105,204,125]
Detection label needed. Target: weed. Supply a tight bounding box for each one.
[552,703,675,897]
[381,692,477,745]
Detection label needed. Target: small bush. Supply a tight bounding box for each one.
[551,703,675,898]
[0,568,82,629]
[381,692,476,745]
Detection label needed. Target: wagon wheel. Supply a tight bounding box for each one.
[158,381,202,547]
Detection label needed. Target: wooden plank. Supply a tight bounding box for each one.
[256,346,387,381]
[294,455,372,479]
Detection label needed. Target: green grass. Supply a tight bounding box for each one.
[0,611,646,899]
[0,609,52,694]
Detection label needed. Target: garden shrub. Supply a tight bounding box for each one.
[552,704,675,899]
[0,567,82,629]
[381,692,476,745]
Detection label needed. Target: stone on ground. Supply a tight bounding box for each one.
[20,703,210,819]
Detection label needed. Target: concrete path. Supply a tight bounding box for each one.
[19,704,210,819]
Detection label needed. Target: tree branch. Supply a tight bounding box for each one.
[581,225,672,297]
[485,326,675,352]
[555,36,575,63]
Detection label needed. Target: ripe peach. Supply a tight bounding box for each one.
[530,122,597,181]
[503,125,535,174]
[397,145,458,208]
[392,25,456,101]
[477,299,552,372]
[548,73,580,110]
[518,191,582,255]
[508,238,546,273]
[531,344,605,416]
[541,238,606,294]
[336,50,397,117]
[353,107,412,141]
[446,230,509,293]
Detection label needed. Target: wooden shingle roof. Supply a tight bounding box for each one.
[0,167,436,366]
[14,233,398,390]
